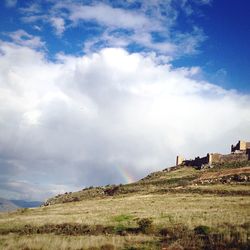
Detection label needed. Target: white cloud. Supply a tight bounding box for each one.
[0,179,81,201]
[83,30,177,55]
[19,3,41,14]
[5,0,17,8]
[59,2,153,30]
[4,30,45,49]
[17,0,207,56]
[193,0,213,5]
[50,17,65,36]
[0,42,249,200]
[33,25,42,31]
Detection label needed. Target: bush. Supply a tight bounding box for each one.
[159,227,169,237]
[3,223,115,236]
[72,197,80,202]
[194,225,211,235]
[137,218,154,234]
[104,186,120,196]
[114,224,127,235]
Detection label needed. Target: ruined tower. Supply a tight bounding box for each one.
[176,155,184,166]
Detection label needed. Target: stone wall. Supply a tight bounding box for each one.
[183,154,210,167]
[179,152,250,168]
[231,140,250,153]
[211,153,248,164]
[176,140,250,168]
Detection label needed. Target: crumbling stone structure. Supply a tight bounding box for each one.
[176,156,185,166]
[231,140,250,153]
[176,140,250,168]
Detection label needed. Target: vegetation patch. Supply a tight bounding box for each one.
[194,225,211,235]
[0,223,114,236]
[137,218,154,234]
[112,214,134,223]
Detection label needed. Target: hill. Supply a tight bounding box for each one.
[44,160,250,206]
[10,200,43,208]
[0,198,19,212]
[0,198,42,212]
[0,160,249,249]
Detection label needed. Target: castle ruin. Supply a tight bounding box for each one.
[176,140,250,168]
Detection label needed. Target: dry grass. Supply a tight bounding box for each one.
[0,194,249,249]
[0,234,157,250]
[0,193,249,230]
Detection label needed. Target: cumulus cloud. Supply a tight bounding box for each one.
[0,41,250,200]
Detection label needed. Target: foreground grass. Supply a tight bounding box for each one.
[0,193,249,230]
[0,234,158,250]
[0,192,249,249]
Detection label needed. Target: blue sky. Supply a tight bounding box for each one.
[0,0,250,200]
[173,0,250,92]
[0,0,249,92]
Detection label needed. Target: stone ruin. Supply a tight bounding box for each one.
[176,140,250,169]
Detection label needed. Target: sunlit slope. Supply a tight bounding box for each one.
[44,161,250,206]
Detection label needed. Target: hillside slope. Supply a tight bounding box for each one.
[44,161,250,206]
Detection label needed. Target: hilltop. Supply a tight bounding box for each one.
[0,141,249,249]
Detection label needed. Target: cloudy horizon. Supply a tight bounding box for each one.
[0,0,250,201]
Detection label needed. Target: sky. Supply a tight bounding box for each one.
[0,0,250,201]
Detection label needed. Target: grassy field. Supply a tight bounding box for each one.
[0,234,157,250]
[0,193,249,229]
[0,192,249,249]
[0,164,249,249]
